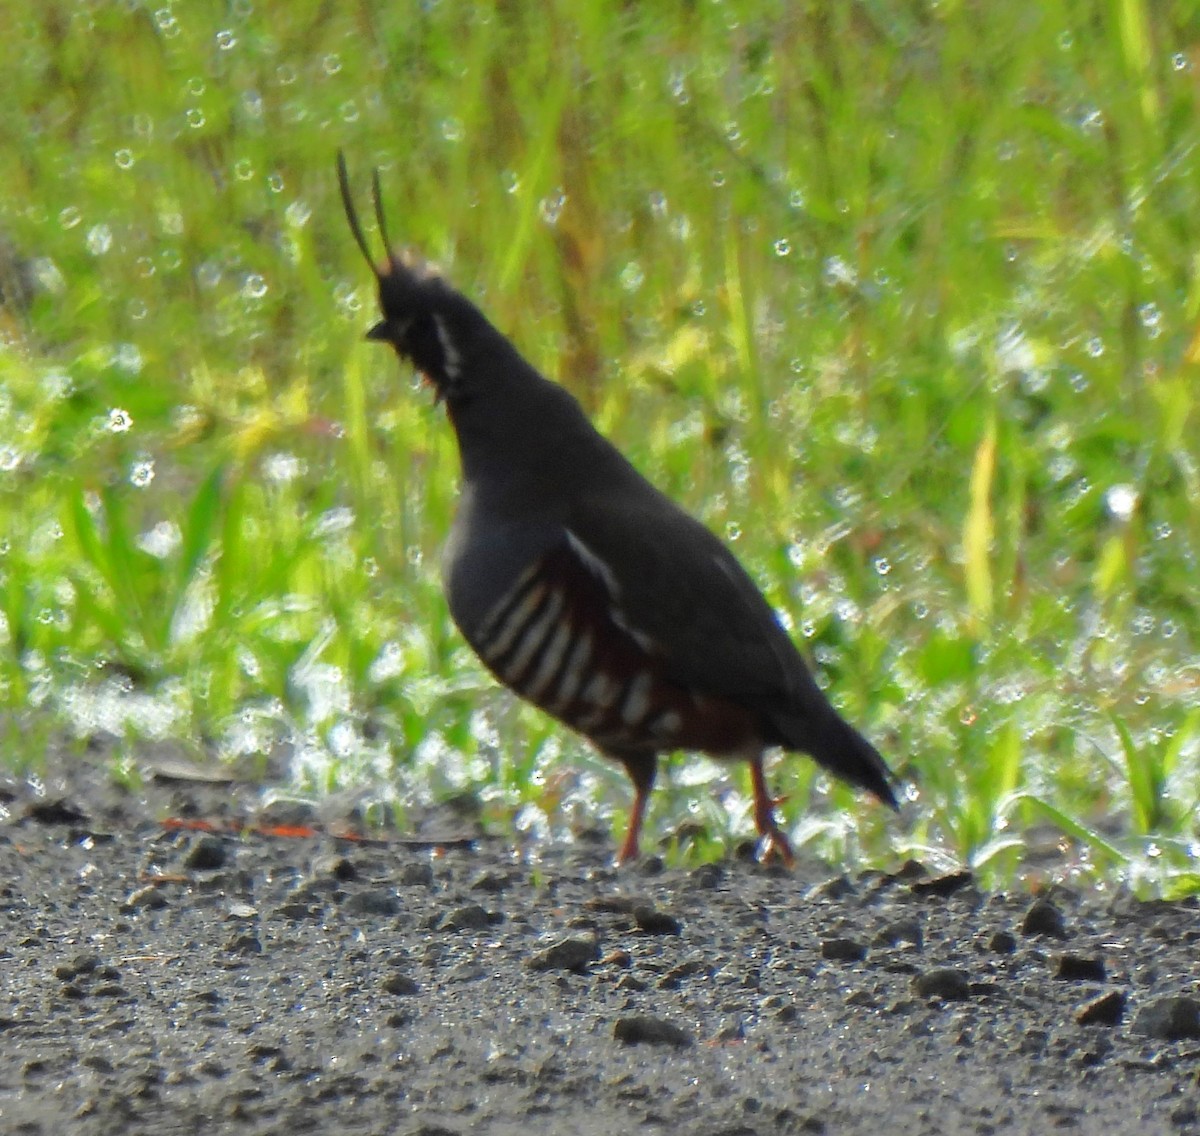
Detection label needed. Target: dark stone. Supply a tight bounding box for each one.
[911,870,975,897]
[399,862,435,887]
[1132,996,1200,1041]
[528,935,599,973]
[381,973,420,996]
[821,937,868,963]
[342,889,401,917]
[988,930,1017,954]
[1055,954,1107,982]
[184,835,228,871]
[1021,899,1067,938]
[1075,990,1126,1027]
[912,968,971,1001]
[633,905,682,935]
[440,903,494,931]
[875,920,924,949]
[613,1015,693,1047]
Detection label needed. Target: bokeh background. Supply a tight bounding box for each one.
[3,1,1198,890]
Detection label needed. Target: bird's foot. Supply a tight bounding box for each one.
[614,830,641,867]
[756,826,796,868]
[751,780,795,867]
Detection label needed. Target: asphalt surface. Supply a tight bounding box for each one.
[2,759,1199,1136]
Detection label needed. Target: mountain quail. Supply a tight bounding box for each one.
[337,153,898,864]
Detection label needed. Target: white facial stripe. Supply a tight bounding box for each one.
[433,314,462,379]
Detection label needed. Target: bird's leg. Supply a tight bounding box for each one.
[749,752,795,867]
[613,752,657,866]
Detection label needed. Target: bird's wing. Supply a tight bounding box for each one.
[564,489,817,711]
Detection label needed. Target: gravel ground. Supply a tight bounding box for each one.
[2,757,1199,1136]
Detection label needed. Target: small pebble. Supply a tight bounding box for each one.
[821,937,868,963]
[892,860,928,882]
[689,863,724,890]
[314,855,358,882]
[988,930,1017,954]
[380,973,420,996]
[1055,954,1107,982]
[911,870,974,897]
[469,871,512,893]
[875,919,923,949]
[613,1014,693,1047]
[184,835,227,871]
[1075,990,1126,1027]
[528,935,600,973]
[815,875,857,900]
[1021,898,1067,938]
[273,902,318,921]
[121,885,169,911]
[714,1020,745,1043]
[585,896,635,914]
[399,862,435,887]
[54,954,102,980]
[342,889,401,917]
[912,968,971,1001]
[223,933,262,956]
[659,958,710,988]
[633,905,682,935]
[846,989,879,1008]
[440,903,493,931]
[1132,995,1200,1041]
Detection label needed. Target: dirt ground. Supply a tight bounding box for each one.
[2,756,1199,1136]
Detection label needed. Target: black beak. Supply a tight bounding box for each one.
[366,320,390,342]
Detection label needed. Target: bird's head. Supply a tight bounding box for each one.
[336,151,486,405]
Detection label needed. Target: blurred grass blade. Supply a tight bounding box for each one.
[963,415,996,626]
[985,721,1022,806]
[1160,706,1199,784]
[496,69,570,294]
[1115,0,1158,123]
[67,487,144,662]
[1112,712,1160,833]
[1092,534,1128,599]
[176,464,225,597]
[99,485,153,650]
[1008,792,1129,867]
[161,463,227,647]
[213,473,247,630]
[68,486,109,584]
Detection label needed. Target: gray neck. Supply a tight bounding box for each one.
[447,373,616,507]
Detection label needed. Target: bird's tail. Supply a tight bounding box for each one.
[772,706,898,810]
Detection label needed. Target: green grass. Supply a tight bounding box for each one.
[2,1,1198,892]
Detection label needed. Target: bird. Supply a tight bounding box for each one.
[336,153,898,865]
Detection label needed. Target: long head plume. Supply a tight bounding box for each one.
[336,151,485,405]
[336,148,402,280]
